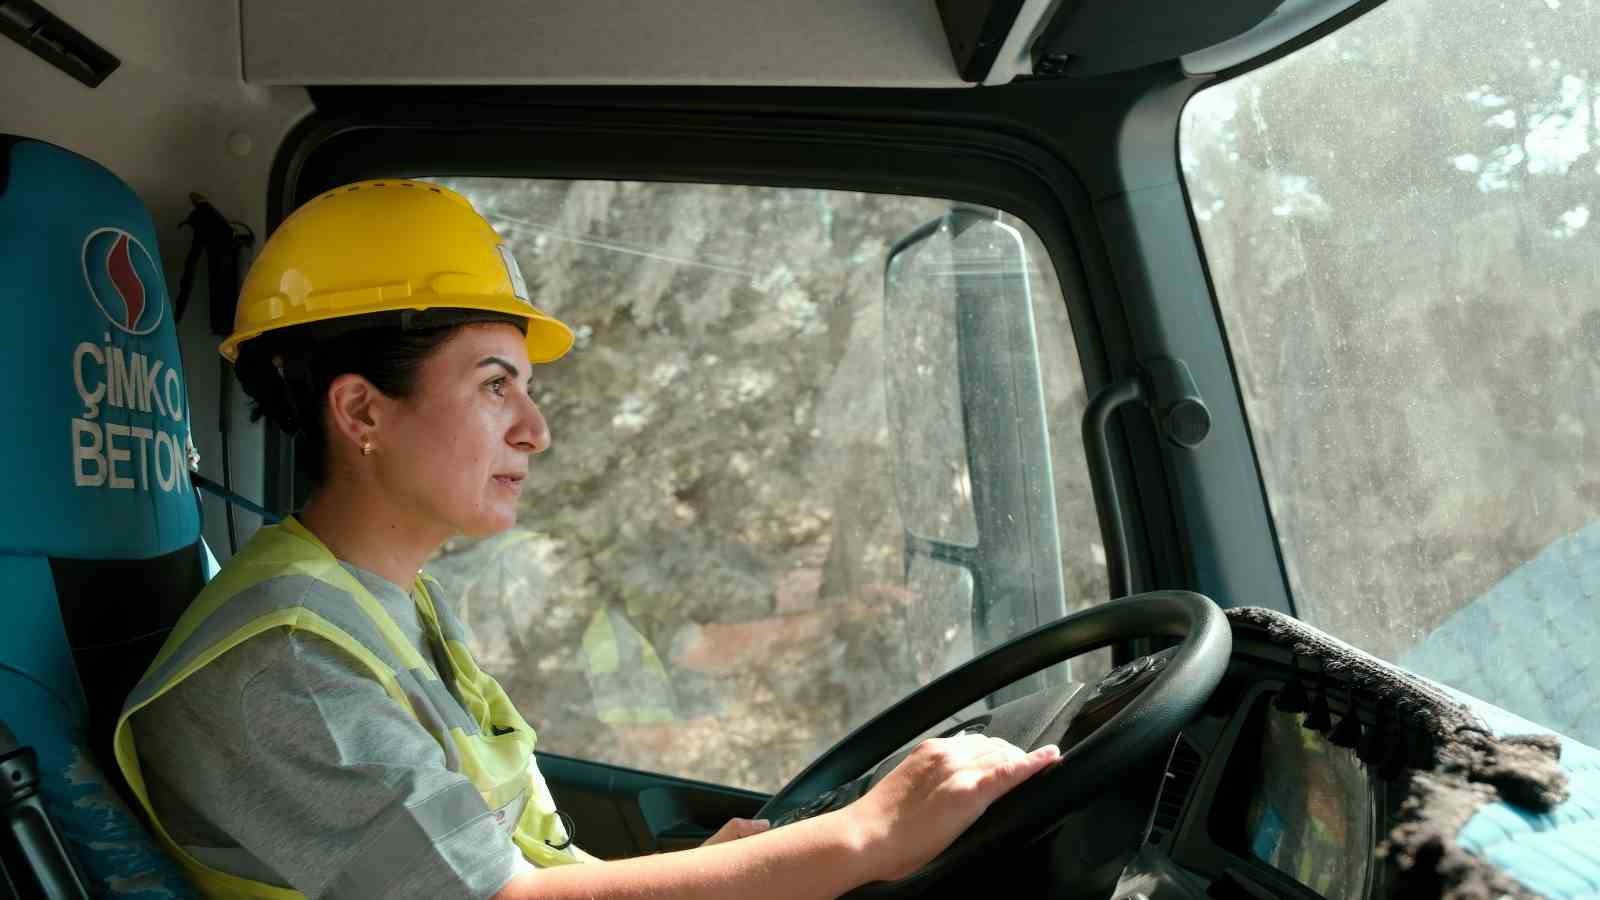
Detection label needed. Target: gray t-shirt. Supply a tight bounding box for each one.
[131,563,528,900]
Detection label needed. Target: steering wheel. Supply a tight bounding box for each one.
[755,590,1231,896]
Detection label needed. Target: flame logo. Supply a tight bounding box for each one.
[82,228,164,335]
[105,233,147,331]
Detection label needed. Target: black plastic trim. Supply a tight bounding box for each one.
[935,0,1028,82]
[0,0,120,87]
[1036,0,1283,77]
[1095,72,1295,615]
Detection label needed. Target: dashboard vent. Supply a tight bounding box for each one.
[1148,736,1204,845]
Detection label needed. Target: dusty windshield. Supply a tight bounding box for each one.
[1183,0,1600,744]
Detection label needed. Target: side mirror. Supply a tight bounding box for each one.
[884,208,1068,701]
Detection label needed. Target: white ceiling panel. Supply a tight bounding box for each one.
[242,0,968,87]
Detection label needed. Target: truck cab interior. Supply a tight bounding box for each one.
[3,1,1598,898]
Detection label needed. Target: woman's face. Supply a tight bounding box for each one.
[376,322,549,537]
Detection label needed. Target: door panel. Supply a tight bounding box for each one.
[537,752,767,859]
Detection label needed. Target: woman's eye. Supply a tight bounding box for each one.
[487,377,508,396]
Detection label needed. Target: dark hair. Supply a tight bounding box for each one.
[234,312,524,485]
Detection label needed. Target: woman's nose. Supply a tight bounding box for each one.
[514,393,551,454]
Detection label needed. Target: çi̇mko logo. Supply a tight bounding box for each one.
[69,227,192,496]
[82,227,165,335]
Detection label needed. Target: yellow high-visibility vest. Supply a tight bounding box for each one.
[114,517,585,899]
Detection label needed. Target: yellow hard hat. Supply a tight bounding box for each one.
[220,179,573,363]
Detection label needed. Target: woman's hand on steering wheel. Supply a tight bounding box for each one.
[700,817,773,847]
[845,734,1061,882]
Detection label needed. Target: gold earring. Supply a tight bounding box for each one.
[361,440,375,456]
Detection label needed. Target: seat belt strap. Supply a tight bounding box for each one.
[190,473,281,524]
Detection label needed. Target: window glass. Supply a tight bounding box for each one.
[420,179,1105,790]
[1183,0,1600,743]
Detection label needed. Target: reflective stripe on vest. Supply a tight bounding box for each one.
[114,517,583,899]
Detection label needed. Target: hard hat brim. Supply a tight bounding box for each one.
[522,310,577,363]
[219,294,576,364]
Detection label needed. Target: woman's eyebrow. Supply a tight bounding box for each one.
[477,356,522,380]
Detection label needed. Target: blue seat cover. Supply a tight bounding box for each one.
[0,134,199,897]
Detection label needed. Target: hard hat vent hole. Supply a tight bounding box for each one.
[429,187,441,193]
[346,186,359,192]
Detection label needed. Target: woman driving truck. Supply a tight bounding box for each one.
[112,179,1061,900]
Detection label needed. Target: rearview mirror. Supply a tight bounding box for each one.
[884,208,1068,699]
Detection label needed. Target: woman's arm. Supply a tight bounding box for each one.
[495,734,1060,900]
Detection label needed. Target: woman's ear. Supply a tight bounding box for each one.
[324,373,383,452]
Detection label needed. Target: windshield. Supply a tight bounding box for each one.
[1182,0,1600,744]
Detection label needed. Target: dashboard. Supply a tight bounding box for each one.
[776,640,1402,900]
[1088,662,1396,900]
[1236,700,1373,899]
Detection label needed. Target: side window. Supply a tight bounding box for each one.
[422,179,1103,791]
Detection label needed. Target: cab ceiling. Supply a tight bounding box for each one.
[241,0,972,88]
[238,0,1366,88]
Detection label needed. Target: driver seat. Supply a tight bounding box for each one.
[0,134,202,896]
